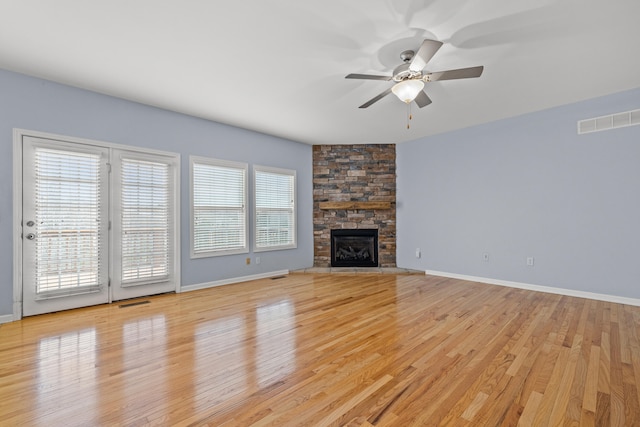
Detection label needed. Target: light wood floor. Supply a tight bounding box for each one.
[1,274,640,426]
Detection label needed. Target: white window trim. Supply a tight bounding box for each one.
[190,156,249,258]
[253,165,297,252]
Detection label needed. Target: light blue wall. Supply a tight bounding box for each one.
[0,69,314,317]
[397,87,640,299]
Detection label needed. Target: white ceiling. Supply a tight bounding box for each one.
[1,0,639,145]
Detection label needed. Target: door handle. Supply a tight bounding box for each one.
[26,233,35,240]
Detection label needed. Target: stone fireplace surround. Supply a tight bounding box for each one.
[313,144,396,268]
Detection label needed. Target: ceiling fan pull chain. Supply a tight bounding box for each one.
[406,102,412,129]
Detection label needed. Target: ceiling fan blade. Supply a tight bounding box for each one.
[359,87,393,108]
[424,66,484,82]
[346,73,392,81]
[409,39,443,72]
[414,90,432,108]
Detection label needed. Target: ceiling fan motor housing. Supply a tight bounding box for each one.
[399,49,414,62]
[392,63,422,82]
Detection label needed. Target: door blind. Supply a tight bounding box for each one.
[34,148,103,298]
[121,157,170,285]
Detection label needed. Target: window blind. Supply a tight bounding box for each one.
[192,159,247,256]
[34,148,103,297]
[254,167,296,250]
[121,158,170,284]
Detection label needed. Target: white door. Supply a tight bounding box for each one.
[110,150,177,301]
[21,135,179,316]
[22,137,110,316]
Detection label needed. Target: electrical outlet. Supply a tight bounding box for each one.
[483,253,489,262]
[245,257,251,265]
[527,257,534,266]
[415,248,421,259]
[256,256,261,265]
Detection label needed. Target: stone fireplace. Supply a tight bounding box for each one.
[313,144,396,268]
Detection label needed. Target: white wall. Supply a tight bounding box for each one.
[397,87,640,300]
[0,69,314,317]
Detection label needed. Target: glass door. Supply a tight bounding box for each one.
[21,135,179,316]
[22,136,110,316]
[110,150,178,301]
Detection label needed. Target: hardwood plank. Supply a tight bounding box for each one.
[1,273,640,425]
[618,304,632,364]
[596,391,611,427]
[313,374,393,427]
[624,381,640,427]
[583,345,601,412]
[549,334,581,424]
[610,322,626,426]
[599,330,612,394]
[460,391,488,421]
[532,346,570,426]
[518,391,543,427]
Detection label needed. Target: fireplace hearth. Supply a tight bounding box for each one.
[331,229,378,268]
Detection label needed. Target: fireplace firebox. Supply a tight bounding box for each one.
[331,229,378,268]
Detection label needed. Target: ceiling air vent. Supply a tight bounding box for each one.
[578,109,640,134]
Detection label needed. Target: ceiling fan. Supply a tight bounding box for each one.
[346,39,484,109]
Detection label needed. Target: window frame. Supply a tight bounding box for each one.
[190,156,249,258]
[253,165,297,252]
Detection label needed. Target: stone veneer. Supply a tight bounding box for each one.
[313,144,396,268]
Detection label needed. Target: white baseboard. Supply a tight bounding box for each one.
[181,270,290,293]
[424,270,640,307]
[0,314,15,324]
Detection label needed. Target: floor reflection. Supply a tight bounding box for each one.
[194,316,247,410]
[256,299,296,388]
[1,275,420,425]
[37,328,97,420]
[122,315,167,419]
[191,298,297,406]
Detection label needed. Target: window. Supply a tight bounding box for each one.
[191,157,248,257]
[254,165,296,251]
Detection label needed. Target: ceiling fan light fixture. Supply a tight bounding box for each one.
[391,79,424,103]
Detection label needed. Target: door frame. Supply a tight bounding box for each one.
[13,128,182,320]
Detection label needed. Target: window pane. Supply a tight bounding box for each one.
[121,158,170,284]
[34,148,102,296]
[192,158,247,256]
[254,167,296,250]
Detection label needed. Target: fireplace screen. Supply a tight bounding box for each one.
[331,229,378,267]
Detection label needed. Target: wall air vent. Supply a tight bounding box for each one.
[578,109,640,134]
